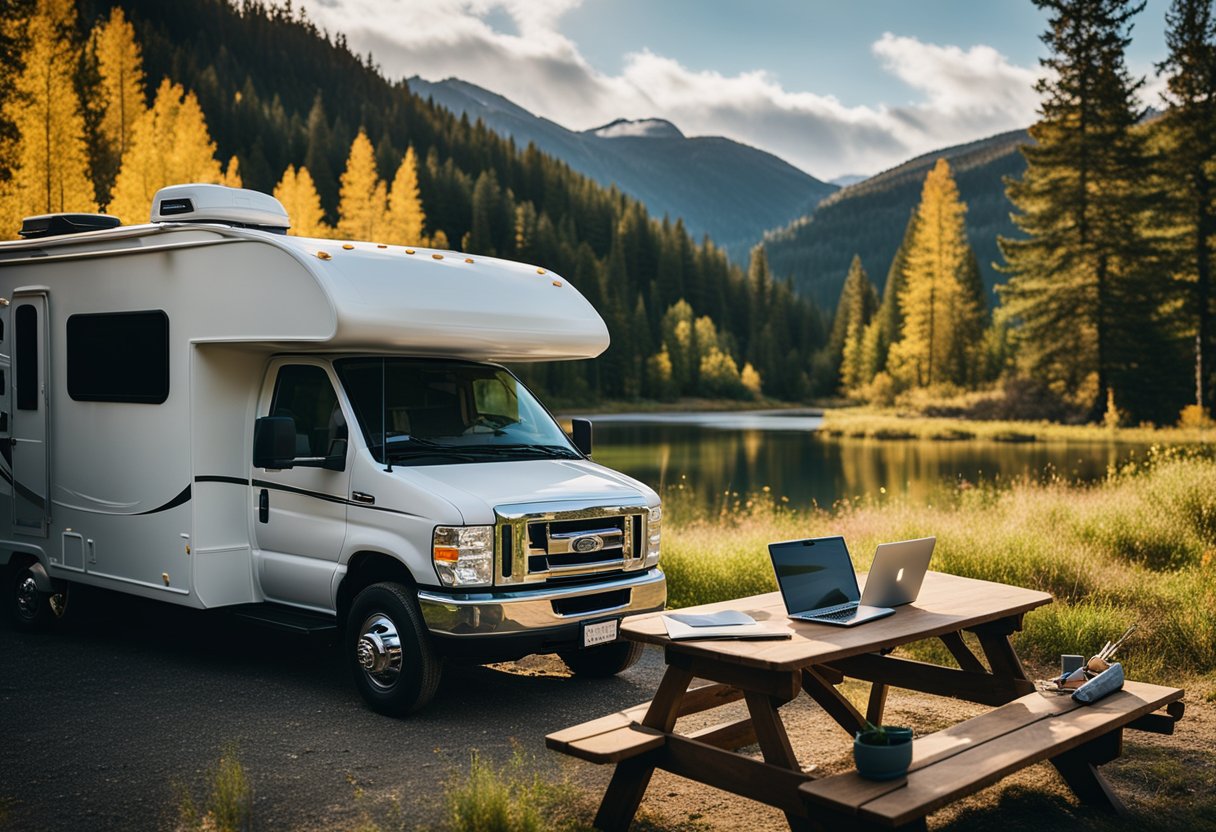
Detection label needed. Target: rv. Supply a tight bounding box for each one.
[0,184,665,715]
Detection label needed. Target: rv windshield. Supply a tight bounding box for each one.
[334,358,580,465]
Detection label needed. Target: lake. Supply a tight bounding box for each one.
[576,410,1142,514]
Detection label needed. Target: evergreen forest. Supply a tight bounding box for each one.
[0,0,829,406]
[1,0,1215,425]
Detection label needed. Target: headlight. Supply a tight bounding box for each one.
[646,506,661,564]
[433,525,494,587]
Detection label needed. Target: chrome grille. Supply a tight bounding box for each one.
[495,497,651,585]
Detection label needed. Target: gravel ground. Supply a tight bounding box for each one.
[0,589,667,832]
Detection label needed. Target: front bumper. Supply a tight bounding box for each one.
[418,567,665,638]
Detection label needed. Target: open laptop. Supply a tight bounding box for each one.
[860,536,936,608]
[768,536,894,626]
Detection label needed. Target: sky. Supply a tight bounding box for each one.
[297,0,1173,180]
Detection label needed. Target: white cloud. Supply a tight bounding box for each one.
[295,1,1041,179]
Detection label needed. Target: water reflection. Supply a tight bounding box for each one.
[582,414,1138,512]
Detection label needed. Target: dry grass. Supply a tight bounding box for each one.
[820,407,1216,445]
[661,447,1216,693]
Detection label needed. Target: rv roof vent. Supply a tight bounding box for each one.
[151,183,290,234]
[19,213,121,239]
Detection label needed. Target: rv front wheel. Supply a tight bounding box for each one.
[347,582,441,716]
[7,562,69,632]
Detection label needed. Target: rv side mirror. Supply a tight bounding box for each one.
[320,424,348,472]
[253,416,296,469]
[571,418,593,457]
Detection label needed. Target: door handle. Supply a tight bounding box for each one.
[258,488,269,523]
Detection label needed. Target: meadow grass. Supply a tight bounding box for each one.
[661,447,1216,689]
[820,407,1216,445]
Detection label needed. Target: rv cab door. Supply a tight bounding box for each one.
[251,361,350,611]
[9,292,50,537]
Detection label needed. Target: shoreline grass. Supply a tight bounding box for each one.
[819,407,1216,445]
[661,447,1216,693]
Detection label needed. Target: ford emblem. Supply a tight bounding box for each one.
[573,535,603,554]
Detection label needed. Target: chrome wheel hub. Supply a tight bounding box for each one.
[356,613,403,689]
[15,575,40,620]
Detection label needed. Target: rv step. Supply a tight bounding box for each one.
[227,604,338,634]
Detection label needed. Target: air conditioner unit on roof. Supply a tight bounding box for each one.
[151,183,290,233]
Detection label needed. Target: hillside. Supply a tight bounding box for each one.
[408,76,837,261]
[763,129,1030,309]
[66,0,827,403]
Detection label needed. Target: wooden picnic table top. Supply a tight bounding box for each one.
[621,571,1052,672]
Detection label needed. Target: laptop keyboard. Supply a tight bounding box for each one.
[814,608,857,622]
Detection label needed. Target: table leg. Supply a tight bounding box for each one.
[1050,731,1127,815]
[971,617,1030,682]
[593,664,694,831]
[744,691,813,832]
[801,668,866,734]
[865,682,887,726]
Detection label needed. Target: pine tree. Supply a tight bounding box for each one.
[1000,0,1172,421]
[1158,0,1216,414]
[831,255,879,391]
[108,79,224,223]
[274,165,330,237]
[862,211,918,382]
[337,129,386,241]
[91,6,144,205]
[385,146,424,246]
[6,0,96,218]
[890,159,982,388]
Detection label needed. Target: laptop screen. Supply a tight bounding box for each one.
[769,536,860,614]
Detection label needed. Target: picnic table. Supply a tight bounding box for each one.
[547,571,1185,832]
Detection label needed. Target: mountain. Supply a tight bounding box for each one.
[763,129,1031,309]
[408,76,836,260]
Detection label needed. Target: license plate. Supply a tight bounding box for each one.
[581,618,619,648]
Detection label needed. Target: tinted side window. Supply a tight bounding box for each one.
[67,311,169,404]
[15,304,37,410]
[270,365,343,457]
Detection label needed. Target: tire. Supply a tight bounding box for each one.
[560,639,644,678]
[346,581,441,716]
[6,561,70,632]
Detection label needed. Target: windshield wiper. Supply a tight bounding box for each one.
[383,435,479,462]
[460,444,582,460]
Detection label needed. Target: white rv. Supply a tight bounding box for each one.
[0,184,665,715]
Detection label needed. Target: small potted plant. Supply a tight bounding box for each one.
[854,722,914,780]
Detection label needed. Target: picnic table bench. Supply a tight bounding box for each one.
[546,571,1187,831]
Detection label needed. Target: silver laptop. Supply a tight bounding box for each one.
[768,536,894,627]
[860,537,936,608]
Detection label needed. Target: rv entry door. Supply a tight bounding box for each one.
[10,292,50,536]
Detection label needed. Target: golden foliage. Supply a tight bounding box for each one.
[273,165,330,238]
[92,7,145,160]
[6,0,96,220]
[889,159,980,389]
[219,156,242,189]
[108,79,224,223]
[336,129,386,241]
[385,145,424,245]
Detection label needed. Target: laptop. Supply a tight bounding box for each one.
[860,536,936,608]
[768,536,894,626]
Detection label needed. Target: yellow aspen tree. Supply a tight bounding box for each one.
[92,7,145,162]
[888,159,978,388]
[273,165,330,238]
[384,146,425,245]
[336,129,386,241]
[108,79,223,223]
[220,156,242,189]
[7,0,96,218]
